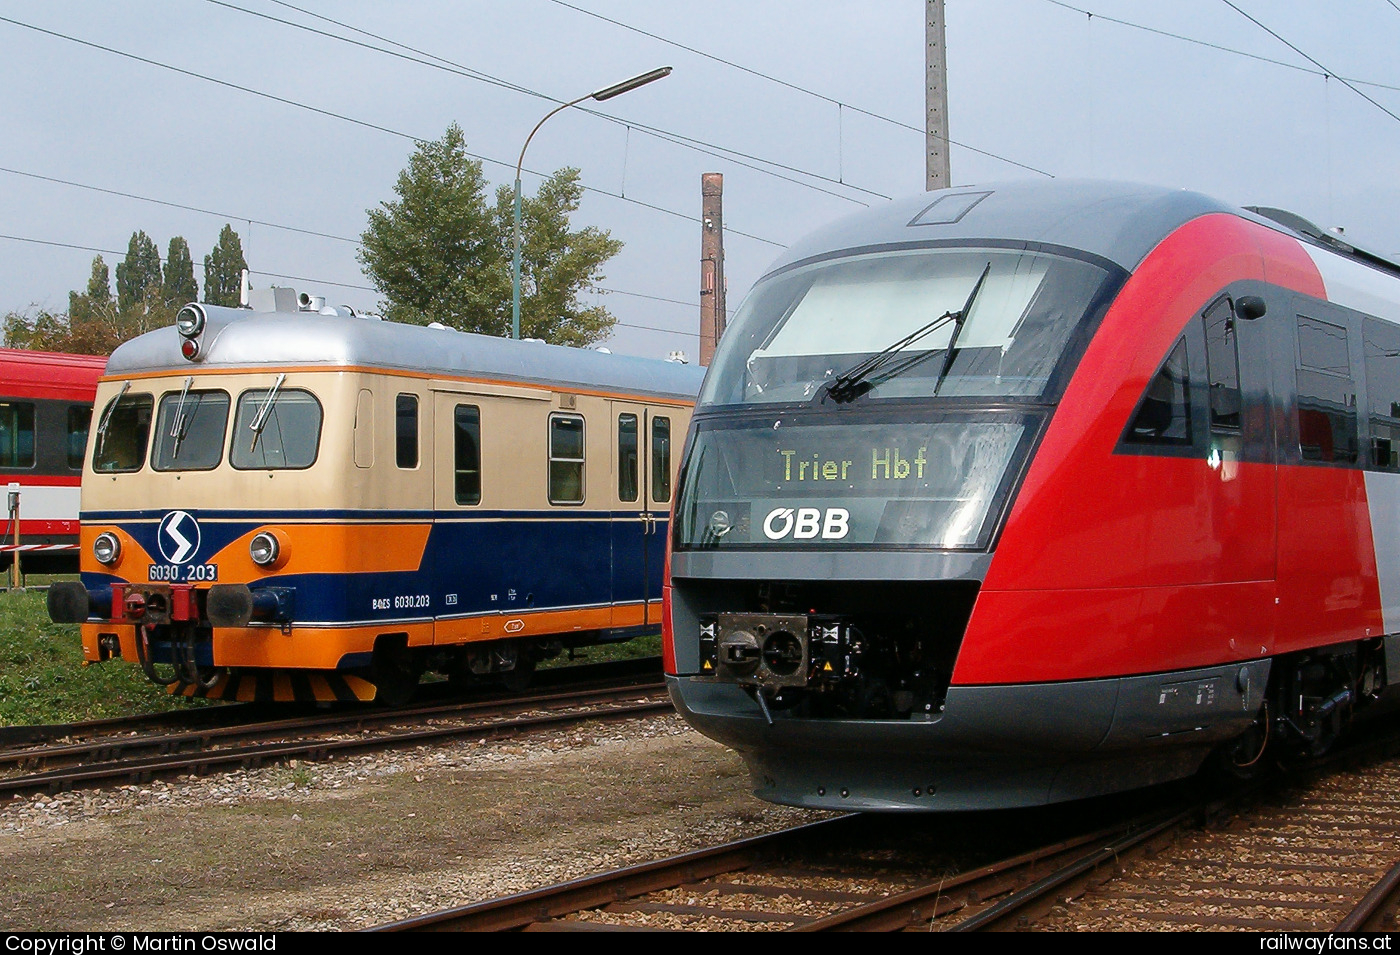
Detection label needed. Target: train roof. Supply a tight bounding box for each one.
[762,179,1392,280]
[104,310,705,402]
[0,347,106,401]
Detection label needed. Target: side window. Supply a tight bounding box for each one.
[1125,337,1192,446]
[230,388,322,470]
[548,413,585,505]
[618,413,638,502]
[0,402,35,468]
[1296,315,1359,464]
[395,394,418,469]
[454,404,481,505]
[651,415,672,503]
[67,405,92,470]
[1203,298,1241,433]
[1365,317,1400,470]
[93,393,153,473]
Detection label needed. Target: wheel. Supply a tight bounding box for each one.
[499,653,535,692]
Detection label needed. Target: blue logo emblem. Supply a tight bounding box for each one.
[157,511,200,564]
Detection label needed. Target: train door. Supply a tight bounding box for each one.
[430,389,497,644]
[611,403,651,629]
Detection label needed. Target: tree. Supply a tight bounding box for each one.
[204,224,247,307]
[115,231,162,317]
[493,168,622,347]
[359,124,507,331]
[359,123,622,344]
[162,236,198,306]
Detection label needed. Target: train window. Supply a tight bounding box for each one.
[454,404,481,505]
[1296,315,1359,464]
[151,390,230,471]
[230,388,322,470]
[698,246,1114,405]
[0,402,35,468]
[353,389,373,468]
[618,414,638,502]
[66,406,91,470]
[548,413,585,505]
[1124,338,1192,446]
[1202,299,1241,433]
[651,416,672,503]
[92,393,152,473]
[396,394,419,469]
[1364,317,1400,470]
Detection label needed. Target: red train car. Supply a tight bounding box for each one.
[665,180,1400,811]
[0,348,105,573]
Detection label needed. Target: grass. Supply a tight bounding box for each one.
[538,632,662,670]
[0,583,203,726]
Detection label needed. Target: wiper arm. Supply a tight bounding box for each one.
[248,373,286,452]
[95,381,130,456]
[168,376,194,459]
[932,262,992,396]
[824,309,959,404]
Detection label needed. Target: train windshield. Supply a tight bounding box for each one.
[701,247,1111,406]
[230,388,322,470]
[152,389,230,471]
[676,414,1035,551]
[92,392,152,473]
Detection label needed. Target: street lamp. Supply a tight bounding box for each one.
[511,66,672,340]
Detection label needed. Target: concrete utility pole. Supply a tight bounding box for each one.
[926,0,950,191]
[699,173,727,366]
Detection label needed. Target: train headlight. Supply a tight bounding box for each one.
[176,304,207,363]
[249,531,283,568]
[93,532,121,566]
[176,304,206,338]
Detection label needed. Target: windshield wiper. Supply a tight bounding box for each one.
[168,376,194,459]
[248,373,286,452]
[95,381,131,456]
[932,262,992,396]
[823,261,991,404]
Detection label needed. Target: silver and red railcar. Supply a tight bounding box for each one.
[664,180,1400,811]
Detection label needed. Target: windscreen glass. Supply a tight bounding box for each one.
[92,393,153,473]
[152,390,230,471]
[701,247,1111,406]
[675,416,1033,551]
[230,388,322,470]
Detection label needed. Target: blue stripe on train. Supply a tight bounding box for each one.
[83,512,668,626]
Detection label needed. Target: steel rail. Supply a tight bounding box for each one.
[1334,856,1400,932]
[0,689,671,797]
[0,676,664,773]
[371,816,861,932]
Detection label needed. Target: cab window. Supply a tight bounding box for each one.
[152,390,230,471]
[93,393,153,473]
[230,388,322,470]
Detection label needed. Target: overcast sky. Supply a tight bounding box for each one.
[3,0,1399,360]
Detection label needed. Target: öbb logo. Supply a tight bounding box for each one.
[763,507,850,540]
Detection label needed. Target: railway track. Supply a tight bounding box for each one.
[376,718,1400,932]
[0,658,666,797]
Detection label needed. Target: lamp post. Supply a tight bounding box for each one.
[511,66,672,340]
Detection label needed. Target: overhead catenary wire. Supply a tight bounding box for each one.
[1219,0,1400,128]
[541,0,1056,178]
[1041,0,1400,95]
[0,13,787,249]
[205,0,883,203]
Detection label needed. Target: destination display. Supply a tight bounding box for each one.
[676,419,1028,549]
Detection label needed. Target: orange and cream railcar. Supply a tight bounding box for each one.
[48,294,702,702]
